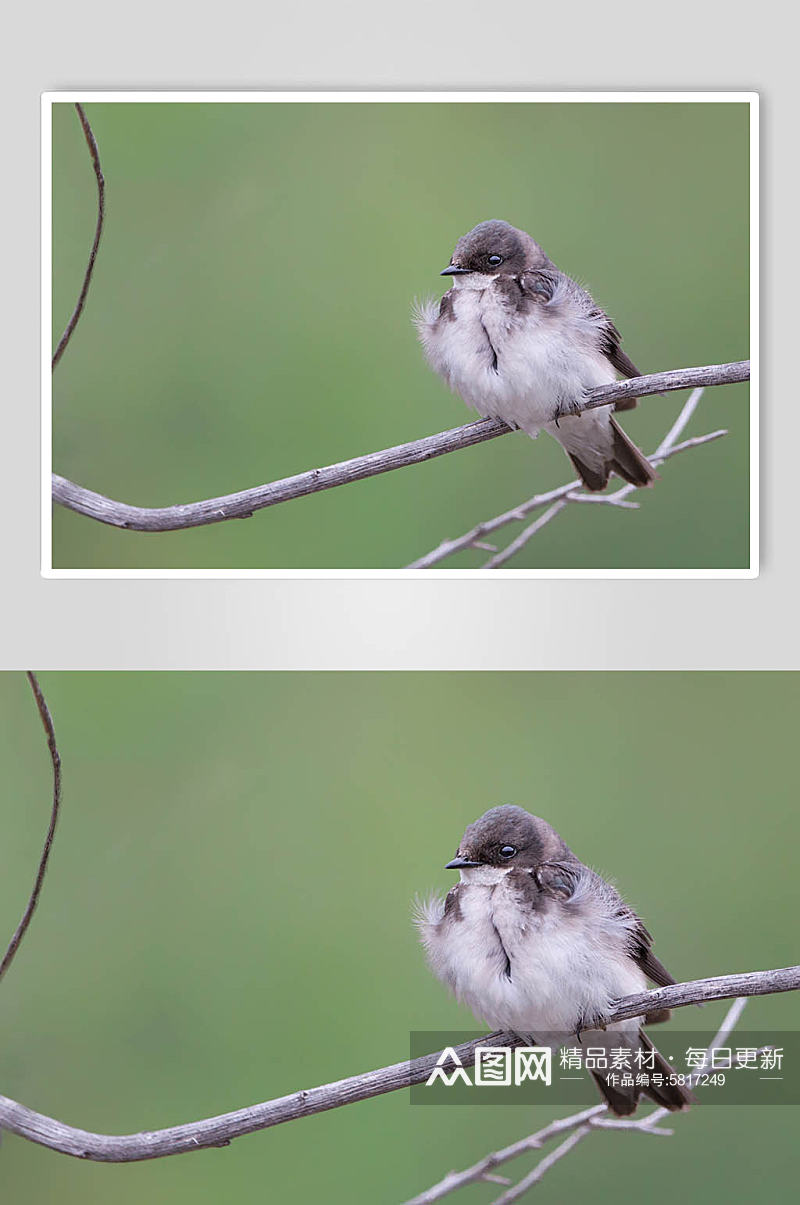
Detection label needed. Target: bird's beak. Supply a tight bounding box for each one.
[445,855,482,869]
[440,264,469,276]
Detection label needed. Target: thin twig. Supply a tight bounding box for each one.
[652,384,704,452]
[588,1117,674,1135]
[51,362,748,533]
[0,967,796,1164]
[404,1106,607,1204]
[410,385,722,568]
[564,492,640,508]
[483,501,569,568]
[408,994,754,1204]
[474,387,712,567]
[621,997,752,1137]
[0,675,62,984]
[410,443,708,568]
[52,104,105,371]
[491,1127,594,1204]
[477,387,710,569]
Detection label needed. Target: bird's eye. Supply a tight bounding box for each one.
[488,254,503,266]
[499,845,517,859]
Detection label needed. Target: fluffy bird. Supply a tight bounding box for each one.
[415,220,655,491]
[416,805,691,1115]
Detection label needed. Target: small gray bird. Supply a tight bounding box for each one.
[415,220,656,491]
[416,806,691,1115]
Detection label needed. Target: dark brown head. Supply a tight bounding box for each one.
[441,220,549,279]
[445,805,572,872]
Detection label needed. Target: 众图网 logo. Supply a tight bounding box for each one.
[425,1046,552,1088]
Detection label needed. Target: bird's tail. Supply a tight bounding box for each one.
[606,416,657,489]
[548,411,656,492]
[590,1028,693,1116]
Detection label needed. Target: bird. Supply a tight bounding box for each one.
[414,219,656,492]
[415,805,691,1115]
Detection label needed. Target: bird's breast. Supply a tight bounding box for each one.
[428,879,646,1036]
[420,283,614,436]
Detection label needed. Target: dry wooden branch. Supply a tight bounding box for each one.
[0,965,796,1164]
[52,361,748,534]
[410,386,721,568]
[405,994,755,1204]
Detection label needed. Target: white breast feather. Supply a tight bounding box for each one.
[416,873,647,1039]
[414,281,617,442]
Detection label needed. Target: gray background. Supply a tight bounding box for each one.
[2,1,791,667]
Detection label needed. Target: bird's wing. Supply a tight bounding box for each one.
[518,271,642,411]
[534,863,676,1023]
[626,912,677,988]
[532,859,580,899]
[536,861,676,1022]
[596,313,642,380]
[592,310,642,411]
[517,267,562,303]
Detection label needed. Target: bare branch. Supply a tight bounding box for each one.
[410,385,724,568]
[482,501,569,568]
[51,361,748,534]
[52,104,105,371]
[404,1106,607,1205]
[575,361,747,412]
[651,382,705,454]
[491,1127,594,1204]
[407,994,755,1204]
[564,492,640,508]
[606,965,799,1022]
[0,965,795,1164]
[0,675,62,985]
[477,387,713,569]
[412,431,726,569]
[600,997,754,1144]
[588,1116,674,1135]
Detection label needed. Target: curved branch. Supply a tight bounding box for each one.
[0,963,795,1163]
[52,104,105,371]
[0,675,62,984]
[52,361,749,533]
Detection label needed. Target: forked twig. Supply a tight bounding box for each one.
[404,994,753,1204]
[410,387,723,569]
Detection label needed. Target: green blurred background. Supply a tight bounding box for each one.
[51,102,750,569]
[1,671,795,1202]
